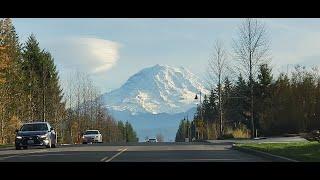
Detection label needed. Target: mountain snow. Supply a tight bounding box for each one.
[100,64,209,141]
[101,64,209,115]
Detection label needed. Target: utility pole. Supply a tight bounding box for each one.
[42,62,46,122]
[187,115,190,141]
[195,90,206,140]
[183,116,186,142]
[249,53,255,139]
[126,121,128,143]
[29,82,32,121]
[218,80,223,138]
[29,66,33,122]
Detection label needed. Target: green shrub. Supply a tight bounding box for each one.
[218,133,234,140]
[232,128,250,139]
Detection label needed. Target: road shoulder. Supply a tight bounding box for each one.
[232,144,298,162]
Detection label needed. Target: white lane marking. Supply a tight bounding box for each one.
[19,153,71,157]
[100,156,109,162]
[0,149,49,161]
[104,148,127,162]
[184,158,237,161]
[0,154,21,160]
[100,146,124,161]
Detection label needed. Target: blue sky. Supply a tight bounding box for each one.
[12,18,320,93]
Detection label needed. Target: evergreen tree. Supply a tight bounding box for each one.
[234,74,249,125]
[125,121,138,142]
[202,95,210,122]
[21,35,65,124]
[0,18,23,144]
[117,121,125,142]
[21,34,44,121]
[222,77,233,127]
[208,89,218,123]
[256,64,273,135]
[175,118,188,142]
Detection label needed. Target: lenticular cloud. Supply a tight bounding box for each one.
[54,37,121,75]
[74,37,121,74]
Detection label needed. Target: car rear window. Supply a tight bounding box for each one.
[20,123,48,131]
[85,131,99,135]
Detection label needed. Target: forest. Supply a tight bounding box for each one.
[0,18,138,144]
[176,19,320,141]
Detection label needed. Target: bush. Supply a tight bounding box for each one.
[302,130,320,142]
[208,122,219,140]
[232,123,250,139]
[232,128,250,139]
[209,123,250,139]
[217,133,234,140]
[223,133,234,139]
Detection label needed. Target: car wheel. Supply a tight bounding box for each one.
[15,146,21,150]
[51,143,56,148]
[46,140,51,148]
[22,146,28,150]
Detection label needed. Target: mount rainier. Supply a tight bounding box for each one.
[101,64,209,141]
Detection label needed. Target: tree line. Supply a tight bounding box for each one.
[63,71,138,143]
[176,18,320,141]
[0,18,138,144]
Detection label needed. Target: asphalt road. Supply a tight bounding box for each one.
[207,136,308,144]
[0,142,269,162]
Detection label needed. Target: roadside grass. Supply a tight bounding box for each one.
[238,141,320,162]
[0,144,13,148]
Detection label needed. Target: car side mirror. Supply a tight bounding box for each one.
[50,127,54,131]
[15,129,19,133]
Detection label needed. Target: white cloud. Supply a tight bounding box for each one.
[50,37,121,75]
[73,37,121,74]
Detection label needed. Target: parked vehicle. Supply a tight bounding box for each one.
[147,138,157,143]
[304,130,320,142]
[15,122,57,150]
[82,130,103,144]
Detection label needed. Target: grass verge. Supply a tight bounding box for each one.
[238,142,320,162]
[0,144,14,148]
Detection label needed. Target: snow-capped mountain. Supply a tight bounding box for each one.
[101,64,209,115]
[101,64,209,142]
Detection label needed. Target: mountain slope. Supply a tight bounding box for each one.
[101,64,209,115]
[101,64,209,141]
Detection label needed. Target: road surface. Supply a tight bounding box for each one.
[0,142,269,162]
[207,136,307,144]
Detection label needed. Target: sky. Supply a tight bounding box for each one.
[12,18,320,94]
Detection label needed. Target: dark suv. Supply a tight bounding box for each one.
[15,122,57,150]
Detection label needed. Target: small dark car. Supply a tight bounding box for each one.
[15,122,57,150]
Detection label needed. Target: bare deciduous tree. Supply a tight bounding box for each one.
[156,133,164,142]
[206,40,229,137]
[233,18,270,138]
